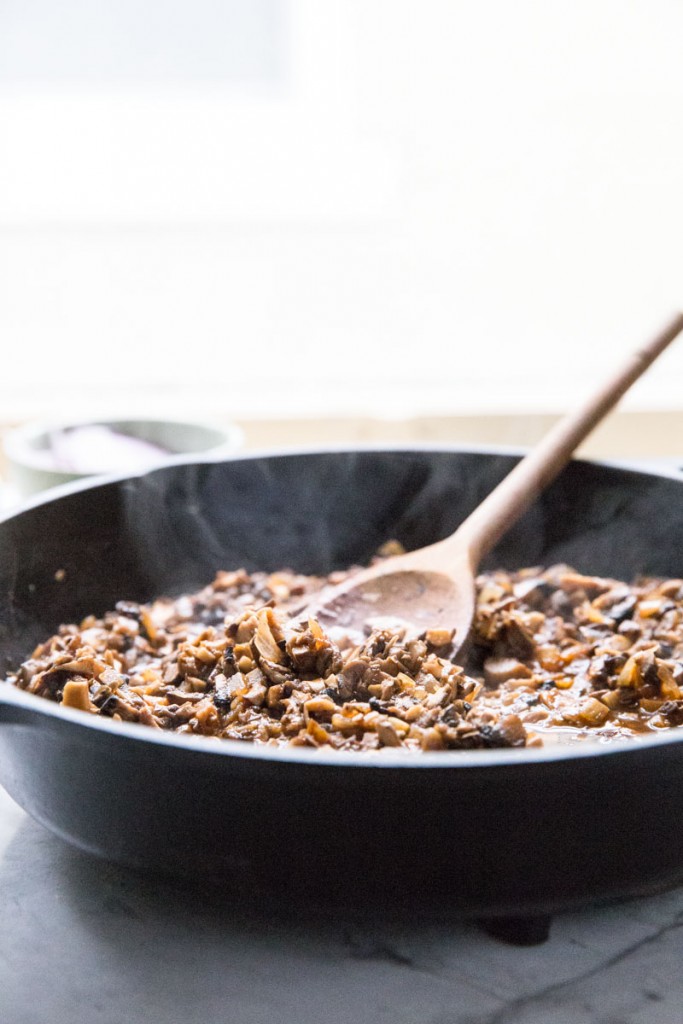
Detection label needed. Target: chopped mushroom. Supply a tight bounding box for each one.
[11,555,683,750]
[484,657,533,686]
[61,679,92,711]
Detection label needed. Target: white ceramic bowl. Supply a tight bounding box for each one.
[4,417,243,497]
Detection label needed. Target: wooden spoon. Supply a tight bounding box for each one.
[299,312,683,654]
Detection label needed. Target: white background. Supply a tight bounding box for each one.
[1,0,682,421]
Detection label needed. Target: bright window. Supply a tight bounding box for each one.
[1,1,682,422]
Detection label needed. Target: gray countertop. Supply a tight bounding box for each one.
[1,786,682,1024]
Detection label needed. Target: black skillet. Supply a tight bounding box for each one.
[1,447,683,926]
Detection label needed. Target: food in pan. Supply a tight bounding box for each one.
[9,552,683,751]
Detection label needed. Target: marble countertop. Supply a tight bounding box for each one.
[1,786,681,1024]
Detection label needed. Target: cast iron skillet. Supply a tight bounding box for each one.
[1,446,683,921]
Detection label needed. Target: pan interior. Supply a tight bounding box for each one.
[1,447,681,749]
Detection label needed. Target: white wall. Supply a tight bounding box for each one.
[1,1,682,421]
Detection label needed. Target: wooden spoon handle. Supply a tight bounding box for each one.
[454,311,683,565]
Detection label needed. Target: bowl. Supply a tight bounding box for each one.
[3,416,243,497]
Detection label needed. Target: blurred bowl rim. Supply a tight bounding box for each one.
[3,415,244,475]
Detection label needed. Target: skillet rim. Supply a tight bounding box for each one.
[2,441,683,770]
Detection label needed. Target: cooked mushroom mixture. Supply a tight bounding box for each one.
[10,554,683,751]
